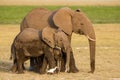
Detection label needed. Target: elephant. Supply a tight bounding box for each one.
[47,47,62,74]
[20,7,96,73]
[53,47,62,72]
[10,27,71,74]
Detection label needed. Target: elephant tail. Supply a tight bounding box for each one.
[10,44,13,60]
[10,43,16,60]
[10,36,18,60]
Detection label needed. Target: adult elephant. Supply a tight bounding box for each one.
[20,7,96,73]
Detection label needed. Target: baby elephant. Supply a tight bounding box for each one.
[11,27,71,74]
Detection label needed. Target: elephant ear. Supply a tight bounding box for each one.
[53,7,73,35]
[42,27,55,48]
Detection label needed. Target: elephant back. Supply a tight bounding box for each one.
[21,8,51,31]
[17,28,40,42]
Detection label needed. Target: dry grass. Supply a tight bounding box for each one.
[0,24,120,80]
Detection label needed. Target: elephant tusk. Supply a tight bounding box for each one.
[55,46,61,51]
[86,35,96,42]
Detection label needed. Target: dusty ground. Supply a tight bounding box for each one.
[0,0,120,6]
[0,24,120,80]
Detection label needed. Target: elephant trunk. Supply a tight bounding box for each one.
[89,39,96,73]
[85,24,96,73]
[81,22,96,73]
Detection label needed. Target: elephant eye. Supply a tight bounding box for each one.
[76,9,80,12]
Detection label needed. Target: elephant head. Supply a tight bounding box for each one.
[53,7,96,73]
[42,27,71,50]
[42,27,71,72]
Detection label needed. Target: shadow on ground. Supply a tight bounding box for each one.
[0,60,12,73]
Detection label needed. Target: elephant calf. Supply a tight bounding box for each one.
[32,47,62,74]
[11,27,71,74]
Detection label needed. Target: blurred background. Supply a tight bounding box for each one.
[0,0,120,6]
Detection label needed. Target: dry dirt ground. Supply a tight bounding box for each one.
[0,0,120,6]
[0,24,120,80]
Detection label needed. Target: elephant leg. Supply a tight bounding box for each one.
[22,64,26,70]
[40,56,47,74]
[57,59,61,73]
[32,56,44,73]
[16,52,24,73]
[10,64,17,73]
[45,52,56,69]
[29,57,35,71]
[60,52,66,72]
[11,59,17,73]
[17,58,24,73]
[60,51,79,73]
[33,57,39,72]
[38,55,44,67]
[44,48,56,69]
[69,51,79,73]
[11,64,17,73]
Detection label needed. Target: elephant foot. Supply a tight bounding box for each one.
[39,69,46,74]
[47,67,59,74]
[69,67,79,73]
[88,70,94,73]
[10,64,17,73]
[65,66,70,73]
[60,64,65,72]
[60,67,65,72]
[39,71,46,74]
[65,69,69,73]
[17,70,24,74]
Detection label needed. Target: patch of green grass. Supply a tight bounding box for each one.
[0,6,120,24]
[79,6,120,23]
[0,6,37,24]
